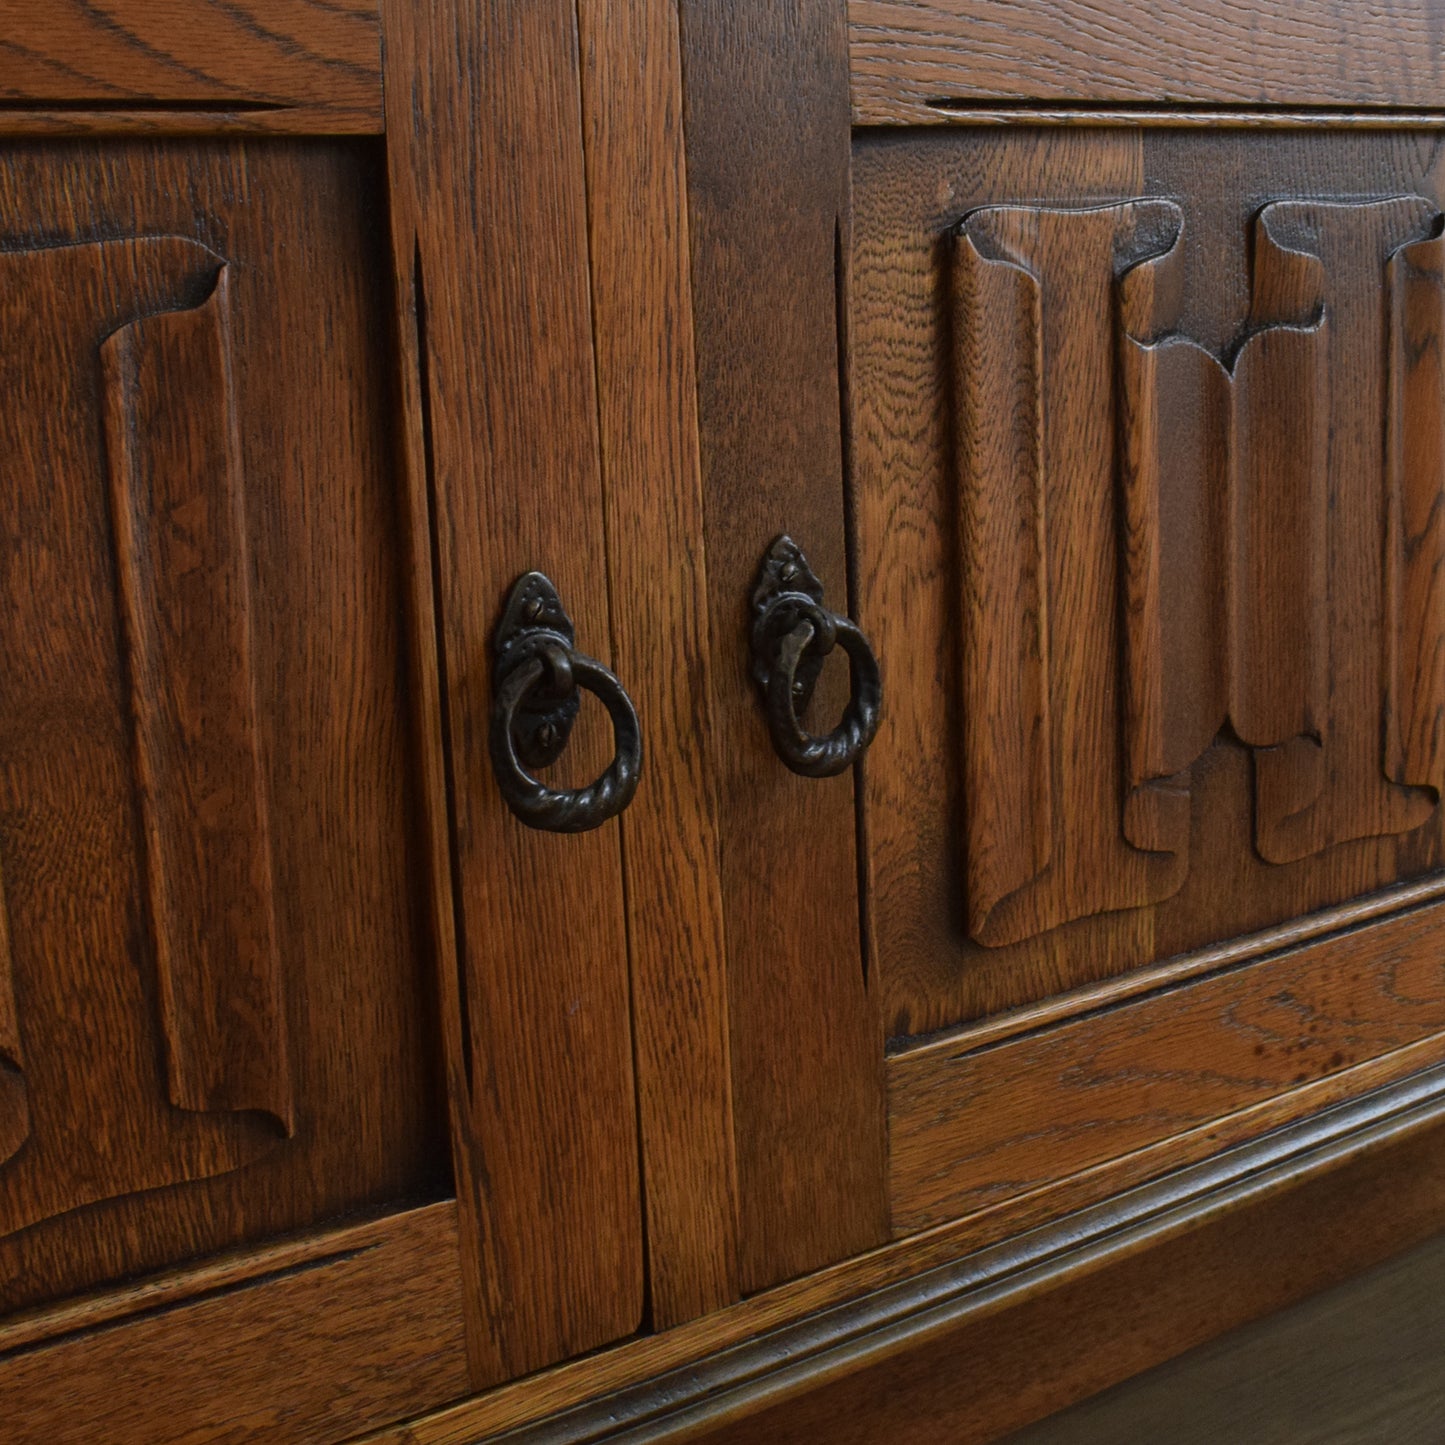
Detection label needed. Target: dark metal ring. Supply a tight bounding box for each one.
[490,648,642,832]
[763,613,882,777]
[749,535,883,778]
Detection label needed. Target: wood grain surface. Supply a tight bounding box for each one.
[890,897,1445,1230]
[1006,1227,1445,1444]
[678,0,889,1297]
[369,1070,1445,1445]
[577,0,740,1329]
[852,127,1445,1042]
[0,140,446,1315]
[0,1203,469,1445]
[380,0,644,1383]
[0,0,381,130]
[103,260,291,1135]
[850,0,1445,123]
[665,1092,1445,1445]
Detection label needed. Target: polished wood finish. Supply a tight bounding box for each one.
[891,896,1445,1230]
[0,0,381,131]
[372,1069,1445,1444]
[0,140,446,1315]
[678,0,889,1297]
[1,1204,469,1445]
[104,260,290,1134]
[630,1085,1445,1445]
[11,1,1445,1440]
[853,127,1445,1041]
[379,0,644,1382]
[1008,1228,1445,1444]
[577,0,740,1328]
[849,0,1445,123]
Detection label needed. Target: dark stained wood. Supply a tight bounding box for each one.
[621,1082,1445,1445]
[851,127,1445,1042]
[379,0,644,1382]
[1005,1228,1445,1445]
[103,258,290,1134]
[889,896,1445,1231]
[1387,231,1445,804]
[370,1069,1445,1445]
[576,0,740,1328]
[0,0,381,131]
[849,0,1445,123]
[1,1203,470,1445]
[678,0,889,1296]
[953,197,1186,946]
[0,857,22,1170]
[0,109,381,136]
[0,141,447,1315]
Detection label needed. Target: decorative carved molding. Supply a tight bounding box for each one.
[103,265,293,1134]
[0,237,289,1237]
[954,196,1445,946]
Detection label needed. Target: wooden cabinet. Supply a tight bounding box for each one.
[8,2,1445,1442]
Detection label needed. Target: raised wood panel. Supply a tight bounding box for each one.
[889,898,1445,1231]
[0,234,283,1241]
[0,140,446,1314]
[103,257,291,1134]
[0,1,381,131]
[853,128,1445,1041]
[0,1203,469,1445]
[849,1,1445,123]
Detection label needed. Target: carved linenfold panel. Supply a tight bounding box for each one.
[953,194,1445,947]
[103,269,293,1134]
[1387,228,1445,801]
[1117,205,1334,846]
[1248,200,1439,862]
[0,236,288,1239]
[954,201,1189,946]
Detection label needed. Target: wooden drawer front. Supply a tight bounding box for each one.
[852,124,1445,1231]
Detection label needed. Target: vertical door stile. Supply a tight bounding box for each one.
[678,0,889,1290]
[378,0,644,1384]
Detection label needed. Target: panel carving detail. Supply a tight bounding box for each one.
[0,237,290,1237]
[954,197,1445,947]
[103,267,293,1132]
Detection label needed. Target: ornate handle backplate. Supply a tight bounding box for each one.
[490,572,641,832]
[749,536,882,777]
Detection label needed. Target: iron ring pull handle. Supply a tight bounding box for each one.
[490,571,642,832]
[750,536,882,778]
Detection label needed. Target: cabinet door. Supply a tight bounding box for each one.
[0,1,665,1433]
[682,0,1445,1284]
